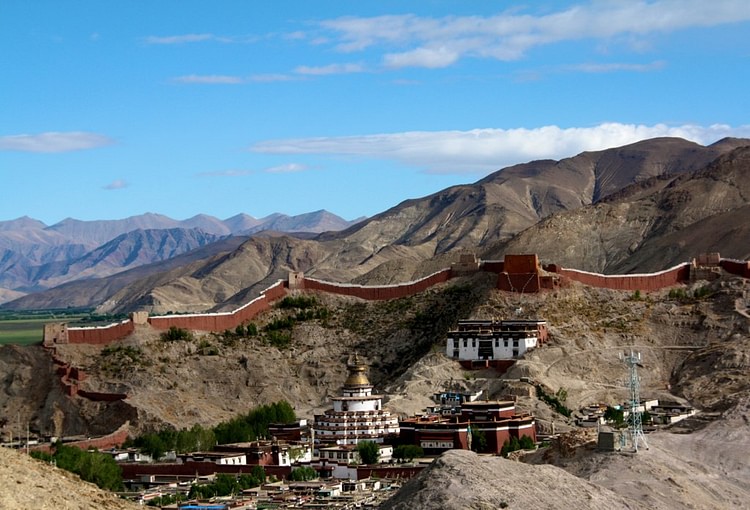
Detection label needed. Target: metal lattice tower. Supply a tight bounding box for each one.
[621,350,648,452]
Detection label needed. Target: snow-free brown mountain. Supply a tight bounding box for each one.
[0,210,357,305]
[485,144,750,272]
[13,136,746,315]
[3,136,748,313]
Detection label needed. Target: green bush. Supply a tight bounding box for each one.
[278,295,318,310]
[536,385,572,417]
[501,436,534,457]
[693,286,713,299]
[160,326,192,342]
[668,287,689,300]
[266,330,292,349]
[196,339,219,355]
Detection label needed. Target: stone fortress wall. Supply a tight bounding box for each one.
[43,252,748,350]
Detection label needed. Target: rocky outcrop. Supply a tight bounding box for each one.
[381,449,643,509]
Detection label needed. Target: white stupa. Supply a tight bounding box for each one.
[313,353,400,446]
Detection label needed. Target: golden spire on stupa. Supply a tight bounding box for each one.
[344,352,371,388]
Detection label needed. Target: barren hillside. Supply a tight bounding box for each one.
[0,445,139,510]
[487,145,750,272]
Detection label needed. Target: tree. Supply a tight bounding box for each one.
[356,441,380,465]
[393,444,423,462]
[41,444,124,491]
[213,473,240,497]
[604,406,625,428]
[289,466,317,481]
[470,428,487,453]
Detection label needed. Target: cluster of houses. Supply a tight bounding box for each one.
[577,399,697,429]
[110,346,542,507]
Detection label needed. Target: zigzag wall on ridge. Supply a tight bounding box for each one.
[147,281,287,332]
[300,269,452,300]
[67,320,134,344]
[555,263,692,292]
[46,255,750,348]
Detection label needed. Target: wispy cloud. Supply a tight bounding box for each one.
[295,63,365,75]
[143,33,215,45]
[264,163,309,173]
[173,73,299,84]
[103,179,128,190]
[251,123,750,174]
[0,131,114,153]
[316,1,750,69]
[565,60,666,73]
[173,74,244,84]
[143,33,261,45]
[249,73,298,83]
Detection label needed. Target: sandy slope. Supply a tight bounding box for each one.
[0,446,139,510]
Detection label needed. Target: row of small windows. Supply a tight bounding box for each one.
[420,440,454,449]
[455,339,519,348]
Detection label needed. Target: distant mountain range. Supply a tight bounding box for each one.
[0,210,361,303]
[3,136,749,312]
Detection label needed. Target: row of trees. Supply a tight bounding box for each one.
[129,400,296,460]
[355,442,424,464]
[31,444,124,491]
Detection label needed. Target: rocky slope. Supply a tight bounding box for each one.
[0,446,140,510]
[485,145,750,272]
[381,449,642,510]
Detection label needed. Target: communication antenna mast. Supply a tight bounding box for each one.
[620,350,648,452]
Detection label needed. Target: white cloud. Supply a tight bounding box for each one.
[144,33,215,45]
[317,1,750,68]
[264,163,309,174]
[566,60,666,73]
[0,131,114,153]
[173,74,299,84]
[383,47,459,69]
[103,179,128,190]
[251,123,750,174]
[295,63,364,75]
[249,73,297,82]
[173,74,244,84]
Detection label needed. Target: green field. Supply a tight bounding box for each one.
[0,310,101,346]
[0,318,47,345]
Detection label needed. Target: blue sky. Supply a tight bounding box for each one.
[2,1,750,225]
